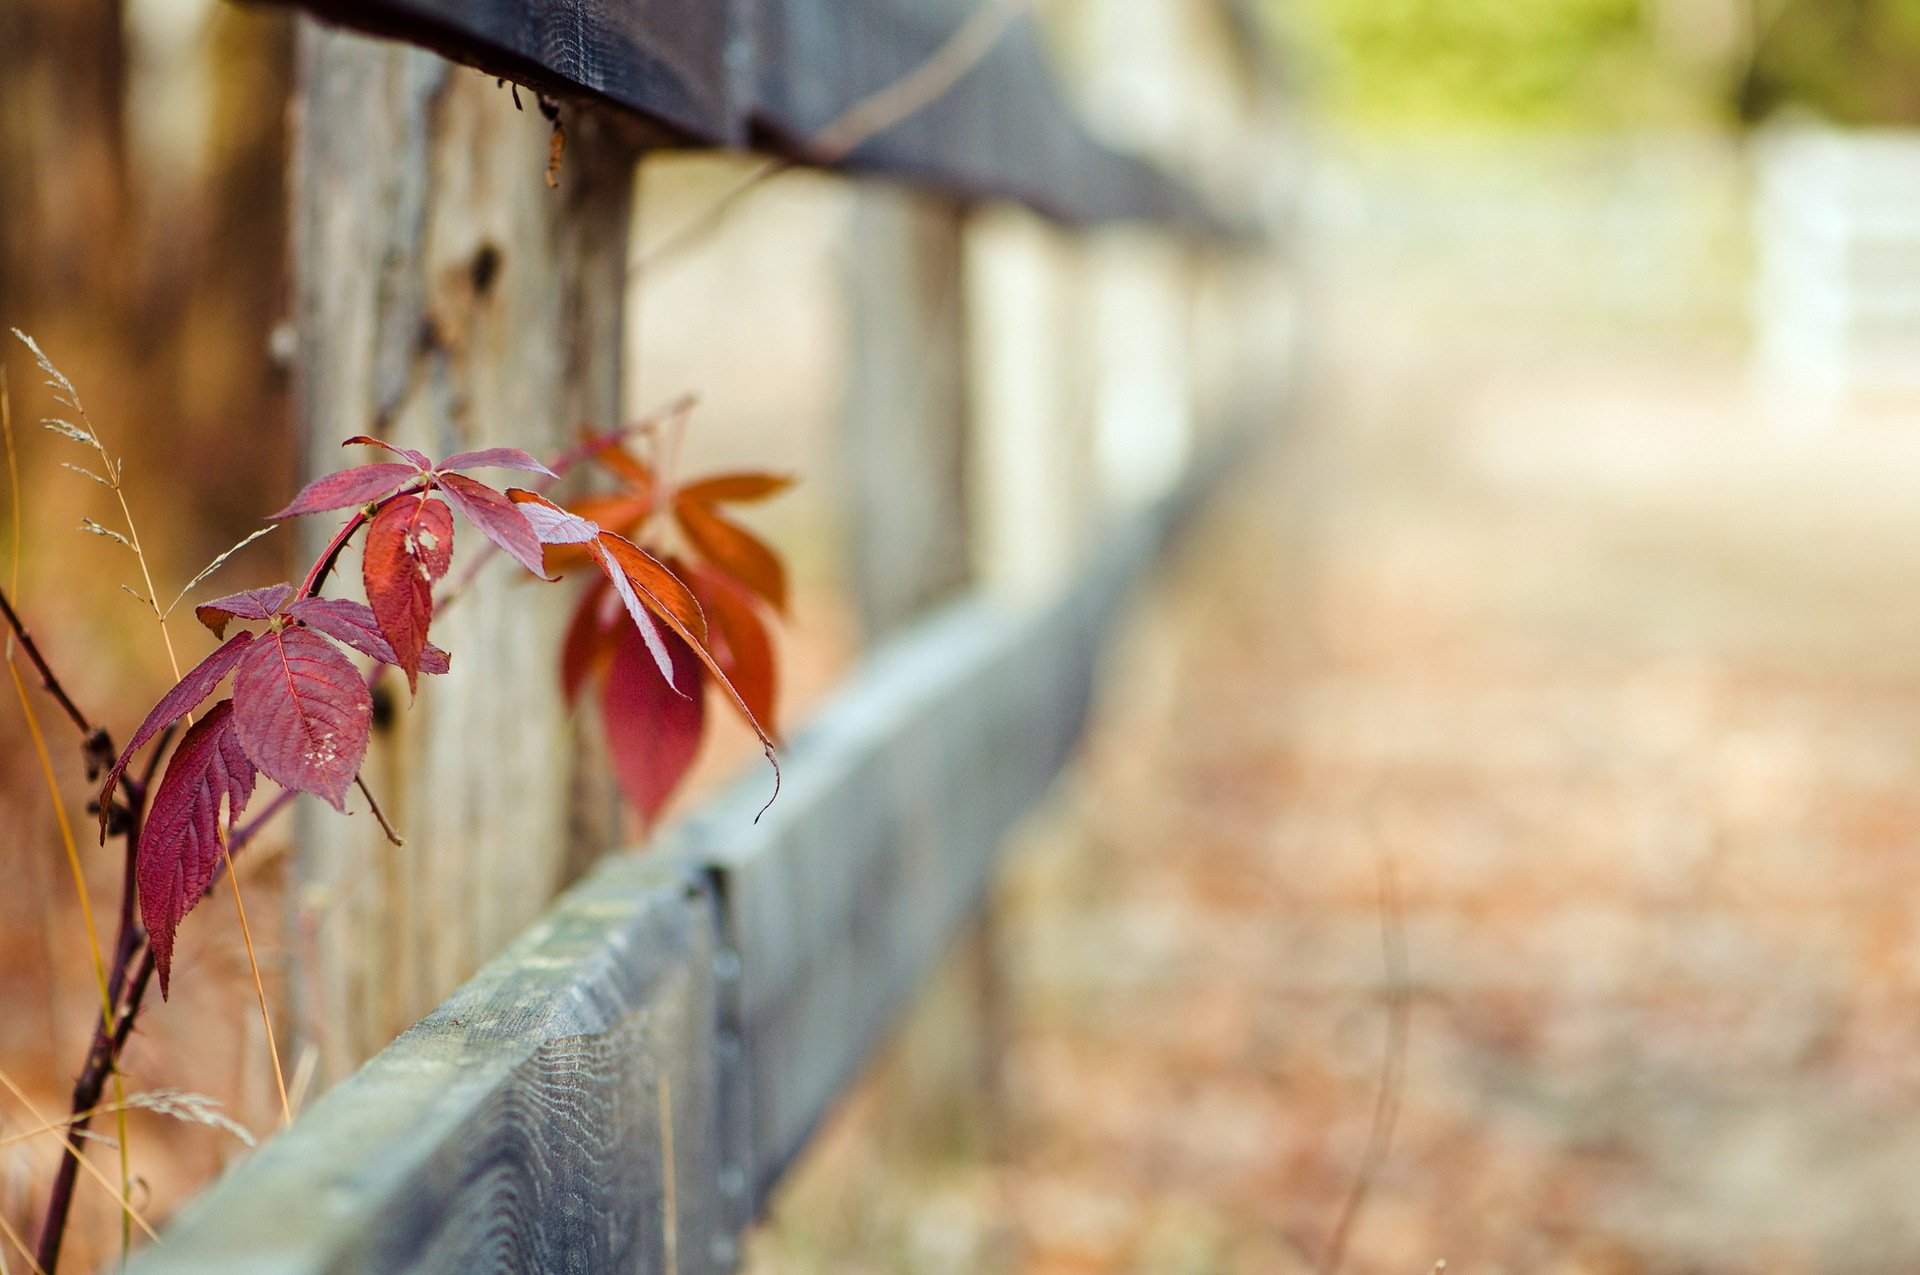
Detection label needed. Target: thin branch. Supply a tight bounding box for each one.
[629,0,1032,280]
[1318,840,1411,1275]
[0,586,93,740]
[297,508,372,600]
[163,525,278,618]
[354,774,405,847]
[220,844,290,1128]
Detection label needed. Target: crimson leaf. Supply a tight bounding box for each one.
[438,473,549,579]
[285,597,450,675]
[195,584,293,637]
[97,631,256,841]
[139,699,255,998]
[560,577,617,705]
[343,435,433,470]
[439,447,556,478]
[363,493,453,693]
[602,618,705,828]
[269,464,419,520]
[231,626,373,810]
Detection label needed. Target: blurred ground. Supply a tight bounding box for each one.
[747,151,1920,1274]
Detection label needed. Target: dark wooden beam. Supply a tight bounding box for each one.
[266,0,1248,236]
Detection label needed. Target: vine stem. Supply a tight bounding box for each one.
[30,786,297,1274]
[0,585,95,742]
[298,506,374,600]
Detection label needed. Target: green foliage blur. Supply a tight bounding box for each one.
[1283,0,1920,130]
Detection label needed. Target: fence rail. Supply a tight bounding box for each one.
[101,0,1287,1266]
[124,436,1247,1274]
[285,0,1248,235]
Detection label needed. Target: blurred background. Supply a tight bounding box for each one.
[9,0,1920,1271]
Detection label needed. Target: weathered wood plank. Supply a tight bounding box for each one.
[130,857,729,1274]
[263,0,1247,236]
[289,23,633,1078]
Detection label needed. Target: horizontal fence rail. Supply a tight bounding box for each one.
[123,436,1249,1274]
[274,0,1248,236]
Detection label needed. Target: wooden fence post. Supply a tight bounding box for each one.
[838,182,1007,1158]
[288,21,634,1079]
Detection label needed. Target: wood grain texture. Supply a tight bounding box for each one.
[289,21,633,1079]
[129,856,729,1274]
[261,0,1247,236]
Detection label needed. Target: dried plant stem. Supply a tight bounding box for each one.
[354,775,405,847]
[1319,845,1411,1275]
[31,788,295,1273]
[0,1065,160,1247]
[629,0,1031,279]
[0,1206,46,1275]
[221,846,291,1127]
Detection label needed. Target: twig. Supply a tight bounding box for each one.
[0,588,94,741]
[220,848,290,1128]
[354,775,405,847]
[298,509,372,599]
[1319,839,1411,1275]
[0,1208,44,1275]
[629,0,1032,280]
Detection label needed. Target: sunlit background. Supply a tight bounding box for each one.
[8,0,1920,1270]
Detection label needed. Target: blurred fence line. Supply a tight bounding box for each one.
[1315,127,1920,429]
[1753,126,1920,430]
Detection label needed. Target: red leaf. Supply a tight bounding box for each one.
[269,464,419,520]
[139,699,255,998]
[598,536,780,811]
[587,441,656,496]
[519,491,780,816]
[439,447,557,478]
[602,617,704,827]
[438,473,549,579]
[343,435,433,470]
[675,472,794,505]
[284,597,450,675]
[231,626,372,810]
[560,577,618,705]
[687,563,778,738]
[97,632,256,841]
[195,584,294,637]
[363,493,454,692]
[673,499,787,612]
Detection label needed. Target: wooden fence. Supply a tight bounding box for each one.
[124,0,1291,1267]
[1752,126,1920,429]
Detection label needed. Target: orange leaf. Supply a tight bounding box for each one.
[675,472,794,506]
[567,492,652,538]
[686,562,779,739]
[673,499,787,613]
[590,440,656,496]
[598,534,707,646]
